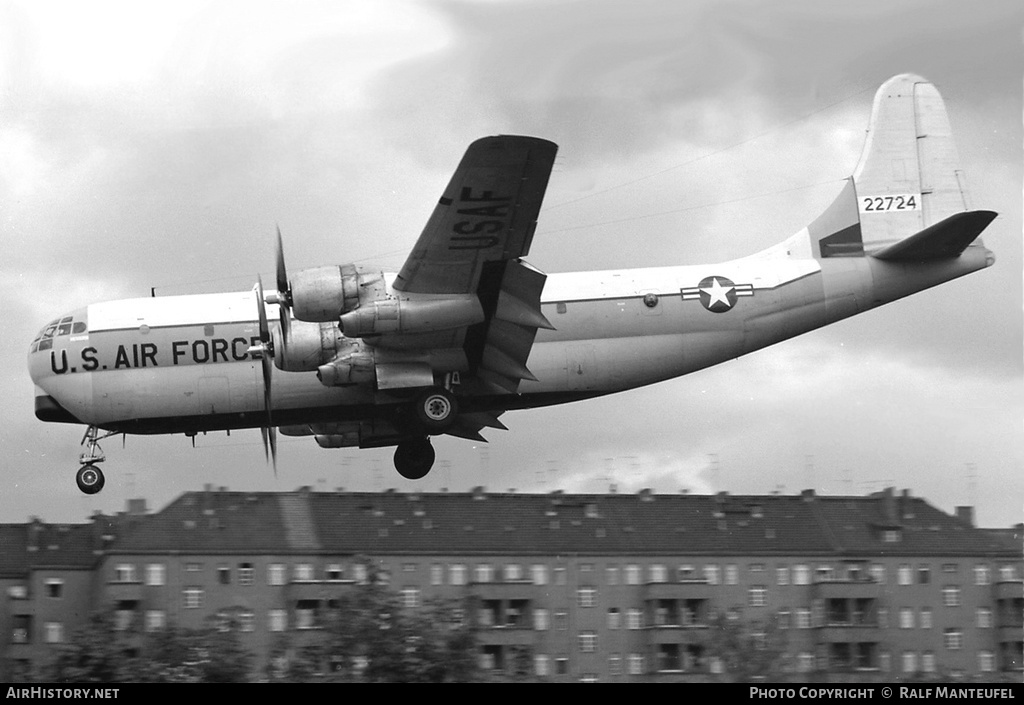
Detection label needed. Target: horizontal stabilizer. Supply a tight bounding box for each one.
[872,210,997,262]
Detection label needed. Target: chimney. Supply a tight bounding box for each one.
[955,506,974,527]
[126,498,147,516]
[801,488,816,502]
[880,487,897,522]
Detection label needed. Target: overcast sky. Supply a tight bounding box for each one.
[2,0,1021,529]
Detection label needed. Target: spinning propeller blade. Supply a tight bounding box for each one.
[275,226,292,344]
[255,275,278,476]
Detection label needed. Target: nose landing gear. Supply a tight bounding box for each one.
[76,426,116,495]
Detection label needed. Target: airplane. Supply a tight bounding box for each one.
[28,74,998,495]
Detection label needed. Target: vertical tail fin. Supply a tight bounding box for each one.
[807,74,994,260]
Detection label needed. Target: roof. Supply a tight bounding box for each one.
[0,517,122,575]
[98,486,1021,559]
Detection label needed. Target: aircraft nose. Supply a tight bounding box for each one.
[28,309,88,382]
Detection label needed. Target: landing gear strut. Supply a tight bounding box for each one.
[392,387,457,480]
[76,425,116,495]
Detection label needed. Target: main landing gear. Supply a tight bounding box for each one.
[76,425,116,495]
[393,387,456,481]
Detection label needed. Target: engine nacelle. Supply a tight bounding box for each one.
[317,350,376,387]
[289,264,361,322]
[314,433,360,448]
[274,320,344,372]
[339,295,483,338]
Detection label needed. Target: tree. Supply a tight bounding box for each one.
[705,608,789,682]
[46,610,253,683]
[46,612,130,682]
[270,568,481,682]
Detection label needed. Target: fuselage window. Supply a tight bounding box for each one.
[72,322,87,334]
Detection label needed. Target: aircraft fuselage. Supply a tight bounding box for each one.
[30,232,992,436]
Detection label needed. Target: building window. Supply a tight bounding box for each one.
[797,653,814,673]
[974,564,990,585]
[269,610,287,632]
[534,609,549,631]
[977,607,992,628]
[327,564,343,581]
[776,565,789,585]
[627,654,644,675]
[532,564,548,585]
[555,567,567,585]
[577,587,597,608]
[238,562,254,585]
[183,588,204,609]
[795,608,811,629]
[998,564,1017,581]
[627,609,643,630]
[449,564,466,586]
[942,586,961,607]
[918,565,931,584]
[725,564,739,585]
[431,564,443,585]
[294,563,314,581]
[749,585,767,608]
[898,564,913,585]
[792,565,809,585]
[44,622,63,644]
[919,607,932,629]
[268,563,286,586]
[239,611,254,633]
[606,565,619,585]
[535,655,549,677]
[900,608,915,629]
[555,611,568,630]
[505,564,523,581]
[650,564,667,583]
[704,564,720,585]
[114,564,136,583]
[145,564,165,586]
[401,587,419,609]
[944,629,963,650]
[882,529,900,543]
[295,605,316,630]
[979,651,995,672]
[777,609,790,629]
[45,579,63,599]
[608,654,622,676]
[902,652,917,674]
[579,632,597,653]
[625,565,641,585]
[145,610,165,632]
[218,566,231,585]
[607,608,621,630]
[475,564,493,583]
[870,564,885,584]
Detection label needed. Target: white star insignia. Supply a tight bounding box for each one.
[701,278,735,308]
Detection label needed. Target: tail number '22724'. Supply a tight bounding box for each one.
[859,194,920,212]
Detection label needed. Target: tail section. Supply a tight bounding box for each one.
[807,74,996,260]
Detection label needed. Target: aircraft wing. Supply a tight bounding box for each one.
[393,135,558,295]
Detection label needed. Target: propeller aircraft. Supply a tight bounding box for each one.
[28,74,997,494]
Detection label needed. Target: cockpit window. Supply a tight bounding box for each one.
[32,315,86,353]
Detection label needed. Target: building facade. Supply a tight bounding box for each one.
[2,486,1021,682]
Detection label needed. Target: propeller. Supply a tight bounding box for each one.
[275,226,292,344]
[253,275,278,475]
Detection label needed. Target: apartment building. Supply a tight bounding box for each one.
[2,486,1020,682]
